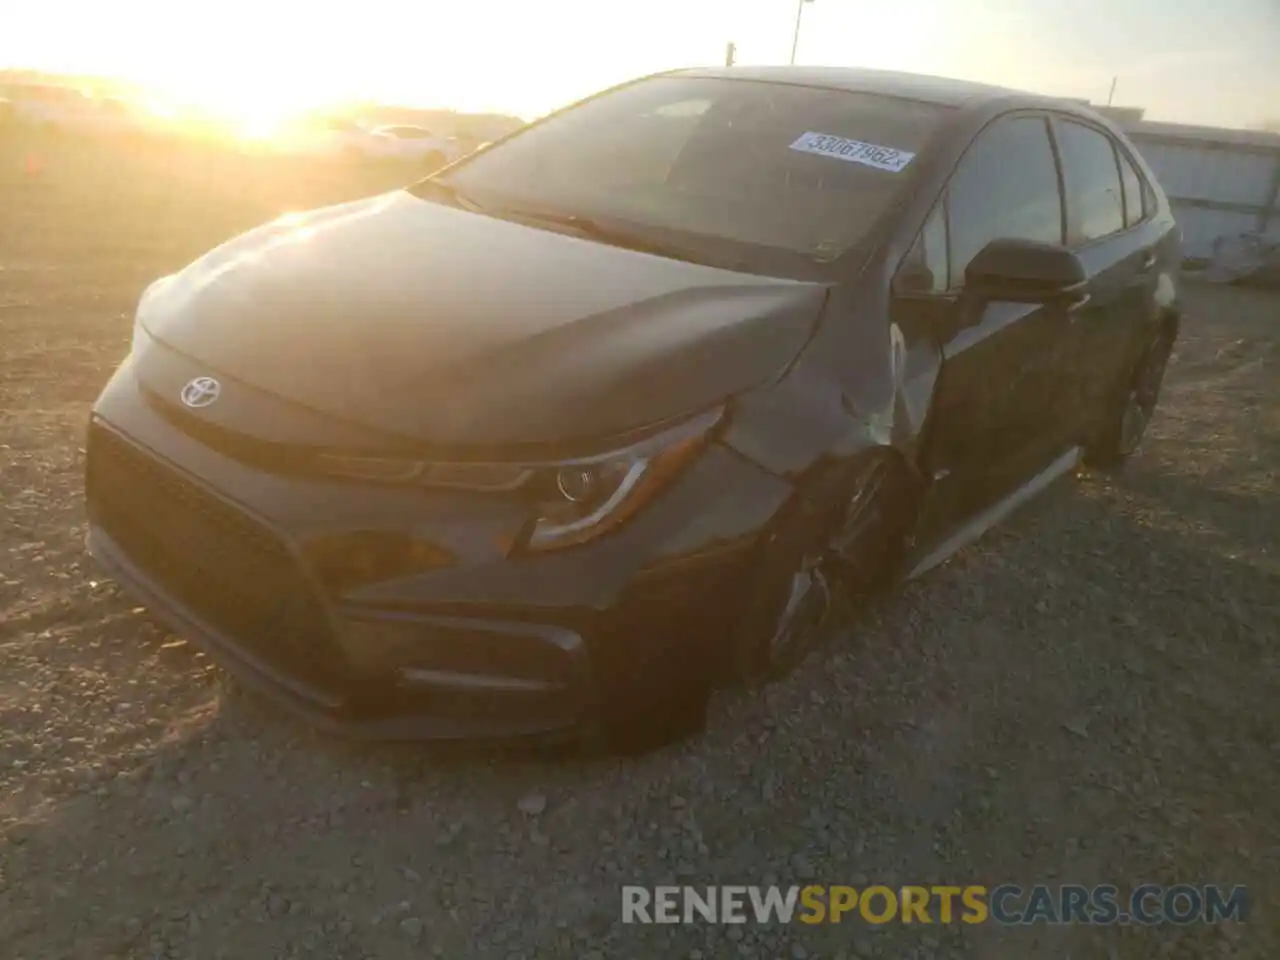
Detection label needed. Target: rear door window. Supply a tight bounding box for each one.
[1116,149,1148,228]
[1054,119,1126,243]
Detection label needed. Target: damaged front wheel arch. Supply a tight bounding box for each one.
[726,449,918,686]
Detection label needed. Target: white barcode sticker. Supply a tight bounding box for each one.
[788,131,916,173]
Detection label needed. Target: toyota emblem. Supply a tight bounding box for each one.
[180,376,221,409]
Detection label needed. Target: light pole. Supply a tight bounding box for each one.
[790,0,816,65]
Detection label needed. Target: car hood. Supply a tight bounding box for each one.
[137,190,827,448]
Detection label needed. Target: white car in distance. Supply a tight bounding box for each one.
[366,125,463,168]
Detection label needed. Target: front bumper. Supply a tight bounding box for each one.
[83,371,787,743]
[88,523,591,743]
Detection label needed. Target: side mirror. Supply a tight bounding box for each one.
[964,238,1086,303]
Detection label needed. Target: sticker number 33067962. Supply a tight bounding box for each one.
[788,131,916,173]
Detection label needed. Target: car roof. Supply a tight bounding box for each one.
[668,64,1051,110]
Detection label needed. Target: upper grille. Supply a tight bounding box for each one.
[85,422,346,694]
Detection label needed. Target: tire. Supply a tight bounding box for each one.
[728,452,914,686]
[1085,322,1176,470]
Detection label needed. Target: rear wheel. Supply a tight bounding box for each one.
[1085,323,1176,469]
[729,453,913,685]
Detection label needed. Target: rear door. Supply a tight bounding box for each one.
[1046,115,1160,434]
[904,113,1076,540]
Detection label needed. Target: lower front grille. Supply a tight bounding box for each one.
[85,421,346,693]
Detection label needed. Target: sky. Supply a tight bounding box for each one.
[1,0,1277,128]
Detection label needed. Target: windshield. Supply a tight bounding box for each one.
[418,75,953,276]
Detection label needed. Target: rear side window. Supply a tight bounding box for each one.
[946,115,1064,284]
[1117,149,1148,228]
[1054,119,1126,242]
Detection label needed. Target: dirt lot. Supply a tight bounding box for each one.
[1,131,1277,959]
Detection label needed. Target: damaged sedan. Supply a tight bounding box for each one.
[85,65,1182,752]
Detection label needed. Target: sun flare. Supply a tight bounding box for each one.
[232,107,294,141]
[136,70,331,143]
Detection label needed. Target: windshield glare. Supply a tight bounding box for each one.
[433,75,953,274]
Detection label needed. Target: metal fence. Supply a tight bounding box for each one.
[1127,121,1280,261]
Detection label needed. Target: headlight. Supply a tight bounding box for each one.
[517,408,722,552]
[312,408,723,553]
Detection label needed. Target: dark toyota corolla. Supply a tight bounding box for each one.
[86,66,1182,752]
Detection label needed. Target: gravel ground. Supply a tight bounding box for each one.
[2,132,1277,959]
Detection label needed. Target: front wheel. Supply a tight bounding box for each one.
[1085,323,1176,469]
[729,453,913,686]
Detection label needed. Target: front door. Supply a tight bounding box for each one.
[905,113,1079,543]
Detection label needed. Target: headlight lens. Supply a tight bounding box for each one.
[518,408,722,552]
[313,408,723,552]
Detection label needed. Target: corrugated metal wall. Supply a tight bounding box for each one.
[1126,122,1280,260]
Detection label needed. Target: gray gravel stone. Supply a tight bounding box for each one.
[789,854,816,880]
[517,793,547,816]
[400,916,425,940]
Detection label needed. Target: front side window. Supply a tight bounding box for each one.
[1054,118,1126,243]
[946,115,1064,284]
[423,75,954,276]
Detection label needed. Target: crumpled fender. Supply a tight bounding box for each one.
[720,277,940,489]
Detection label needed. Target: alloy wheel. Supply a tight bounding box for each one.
[762,554,832,671]
[1117,332,1174,456]
[735,455,905,684]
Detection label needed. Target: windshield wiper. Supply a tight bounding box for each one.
[501,208,637,241]
[497,207,740,267]
[414,189,753,270]
[412,178,485,212]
